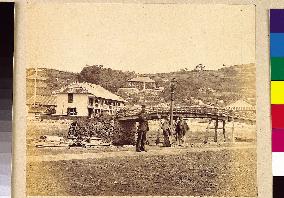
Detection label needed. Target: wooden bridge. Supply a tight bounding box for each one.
[116,105,255,143]
[117,105,254,123]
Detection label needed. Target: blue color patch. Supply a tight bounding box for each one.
[271,33,284,57]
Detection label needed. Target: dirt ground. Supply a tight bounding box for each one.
[26,119,256,156]
[26,119,256,142]
[27,147,257,196]
[26,119,257,197]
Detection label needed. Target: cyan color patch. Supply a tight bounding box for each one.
[271,33,284,57]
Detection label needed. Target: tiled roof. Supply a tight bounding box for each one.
[26,95,56,106]
[226,99,255,110]
[128,76,155,83]
[54,82,126,102]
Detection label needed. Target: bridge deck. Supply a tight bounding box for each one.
[117,106,255,123]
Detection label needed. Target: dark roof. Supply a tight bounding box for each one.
[128,76,155,83]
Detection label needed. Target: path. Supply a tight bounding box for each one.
[28,143,256,162]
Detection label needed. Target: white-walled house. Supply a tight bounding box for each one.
[225,99,255,111]
[128,76,156,90]
[55,82,126,116]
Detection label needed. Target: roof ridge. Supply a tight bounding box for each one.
[54,81,126,102]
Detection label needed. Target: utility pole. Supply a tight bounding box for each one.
[170,78,177,130]
[33,67,38,106]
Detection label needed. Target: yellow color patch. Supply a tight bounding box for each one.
[271,81,284,104]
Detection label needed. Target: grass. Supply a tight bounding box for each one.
[27,148,257,196]
[27,120,71,139]
[27,119,256,156]
[26,119,257,196]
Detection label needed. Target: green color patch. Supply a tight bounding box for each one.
[271,57,284,80]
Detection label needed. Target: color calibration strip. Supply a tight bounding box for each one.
[0,3,14,198]
[271,9,284,198]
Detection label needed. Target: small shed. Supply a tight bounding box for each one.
[226,99,255,111]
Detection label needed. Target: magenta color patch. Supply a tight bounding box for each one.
[272,128,284,152]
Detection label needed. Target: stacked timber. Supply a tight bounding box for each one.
[68,116,115,144]
[67,115,136,146]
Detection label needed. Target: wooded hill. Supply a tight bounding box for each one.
[26,68,80,99]
[26,63,255,106]
[148,63,255,106]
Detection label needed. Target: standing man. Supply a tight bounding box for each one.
[175,116,189,146]
[136,104,149,152]
[162,116,171,147]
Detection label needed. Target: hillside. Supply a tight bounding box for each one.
[26,63,255,107]
[148,63,256,106]
[26,68,79,100]
[78,65,136,93]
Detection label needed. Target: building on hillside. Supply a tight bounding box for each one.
[117,87,140,95]
[128,76,156,90]
[26,69,48,99]
[225,99,256,120]
[27,95,57,107]
[117,76,165,105]
[26,95,57,117]
[225,99,255,111]
[54,82,126,116]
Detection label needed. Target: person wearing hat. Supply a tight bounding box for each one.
[175,115,189,146]
[161,116,171,147]
[136,104,149,152]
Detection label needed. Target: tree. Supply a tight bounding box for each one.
[194,64,206,71]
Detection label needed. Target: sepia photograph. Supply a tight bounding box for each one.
[25,3,256,197]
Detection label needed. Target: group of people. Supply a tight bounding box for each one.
[161,115,189,147]
[135,105,190,152]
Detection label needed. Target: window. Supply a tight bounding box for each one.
[88,108,93,117]
[67,108,77,115]
[89,98,94,106]
[68,93,73,103]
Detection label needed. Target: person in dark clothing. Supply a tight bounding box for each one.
[162,116,172,147]
[175,116,189,146]
[136,105,149,152]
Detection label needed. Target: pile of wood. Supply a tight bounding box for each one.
[68,116,115,145]
[67,115,137,146]
[35,135,69,148]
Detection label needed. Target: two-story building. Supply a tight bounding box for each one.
[55,82,126,116]
[128,76,156,90]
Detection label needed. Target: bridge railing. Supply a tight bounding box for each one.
[117,105,234,118]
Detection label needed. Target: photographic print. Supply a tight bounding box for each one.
[25,3,256,197]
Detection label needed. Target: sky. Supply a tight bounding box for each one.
[27,3,255,74]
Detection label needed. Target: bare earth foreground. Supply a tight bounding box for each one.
[27,146,257,197]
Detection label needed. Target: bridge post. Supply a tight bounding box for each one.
[222,119,226,142]
[214,117,218,142]
[170,78,177,130]
[232,117,235,143]
[204,119,212,144]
